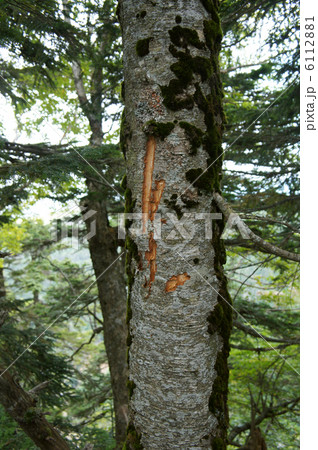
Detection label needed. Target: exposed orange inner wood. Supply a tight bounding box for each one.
[144,232,157,289]
[141,136,166,294]
[145,232,157,265]
[165,273,191,293]
[150,179,165,221]
[142,136,156,233]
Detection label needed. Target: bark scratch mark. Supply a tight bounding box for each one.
[150,179,165,221]
[144,232,157,287]
[165,273,191,293]
[142,136,165,293]
[142,136,156,233]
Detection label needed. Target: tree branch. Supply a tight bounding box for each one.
[228,396,300,442]
[241,214,299,233]
[28,380,51,395]
[213,193,300,262]
[86,307,103,325]
[69,326,103,360]
[233,320,300,345]
[231,343,296,352]
[0,368,71,449]
[0,140,68,156]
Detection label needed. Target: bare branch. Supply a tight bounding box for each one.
[213,193,300,262]
[69,326,103,360]
[29,380,51,395]
[233,319,300,345]
[233,255,274,302]
[87,307,103,325]
[231,343,296,352]
[241,214,299,233]
[228,397,300,442]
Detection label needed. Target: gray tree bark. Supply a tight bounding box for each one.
[119,0,232,448]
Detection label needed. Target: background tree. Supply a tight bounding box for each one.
[0,0,129,445]
[1,218,118,448]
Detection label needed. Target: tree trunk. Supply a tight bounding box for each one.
[0,261,72,449]
[246,427,267,450]
[119,0,232,448]
[82,183,129,448]
[62,2,129,444]
[0,368,71,450]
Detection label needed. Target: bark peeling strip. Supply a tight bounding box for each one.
[142,136,156,232]
[165,272,191,292]
[142,136,166,293]
[144,231,157,292]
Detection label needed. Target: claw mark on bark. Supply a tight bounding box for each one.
[150,179,165,221]
[142,136,156,233]
[142,136,165,293]
[144,232,157,288]
[165,273,191,292]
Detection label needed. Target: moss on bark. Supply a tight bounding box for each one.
[136,38,151,57]
[203,19,223,51]
[206,203,232,446]
[160,42,214,111]
[127,379,136,399]
[200,0,221,23]
[120,109,132,159]
[144,120,175,140]
[123,423,143,449]
[180,121,204,155]
[164,195,183,219]
[175,15,182,24]
[169,25,206,49]
[123,178,139,365]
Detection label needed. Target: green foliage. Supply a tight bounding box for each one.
[216,0,300,446]
[0,141,124,215]
[0,405,36,449]
[220,0,300,237]
[0,0,81,105]
[224,246,299,447]
[0,221,27,258]
[0,219,116,447]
